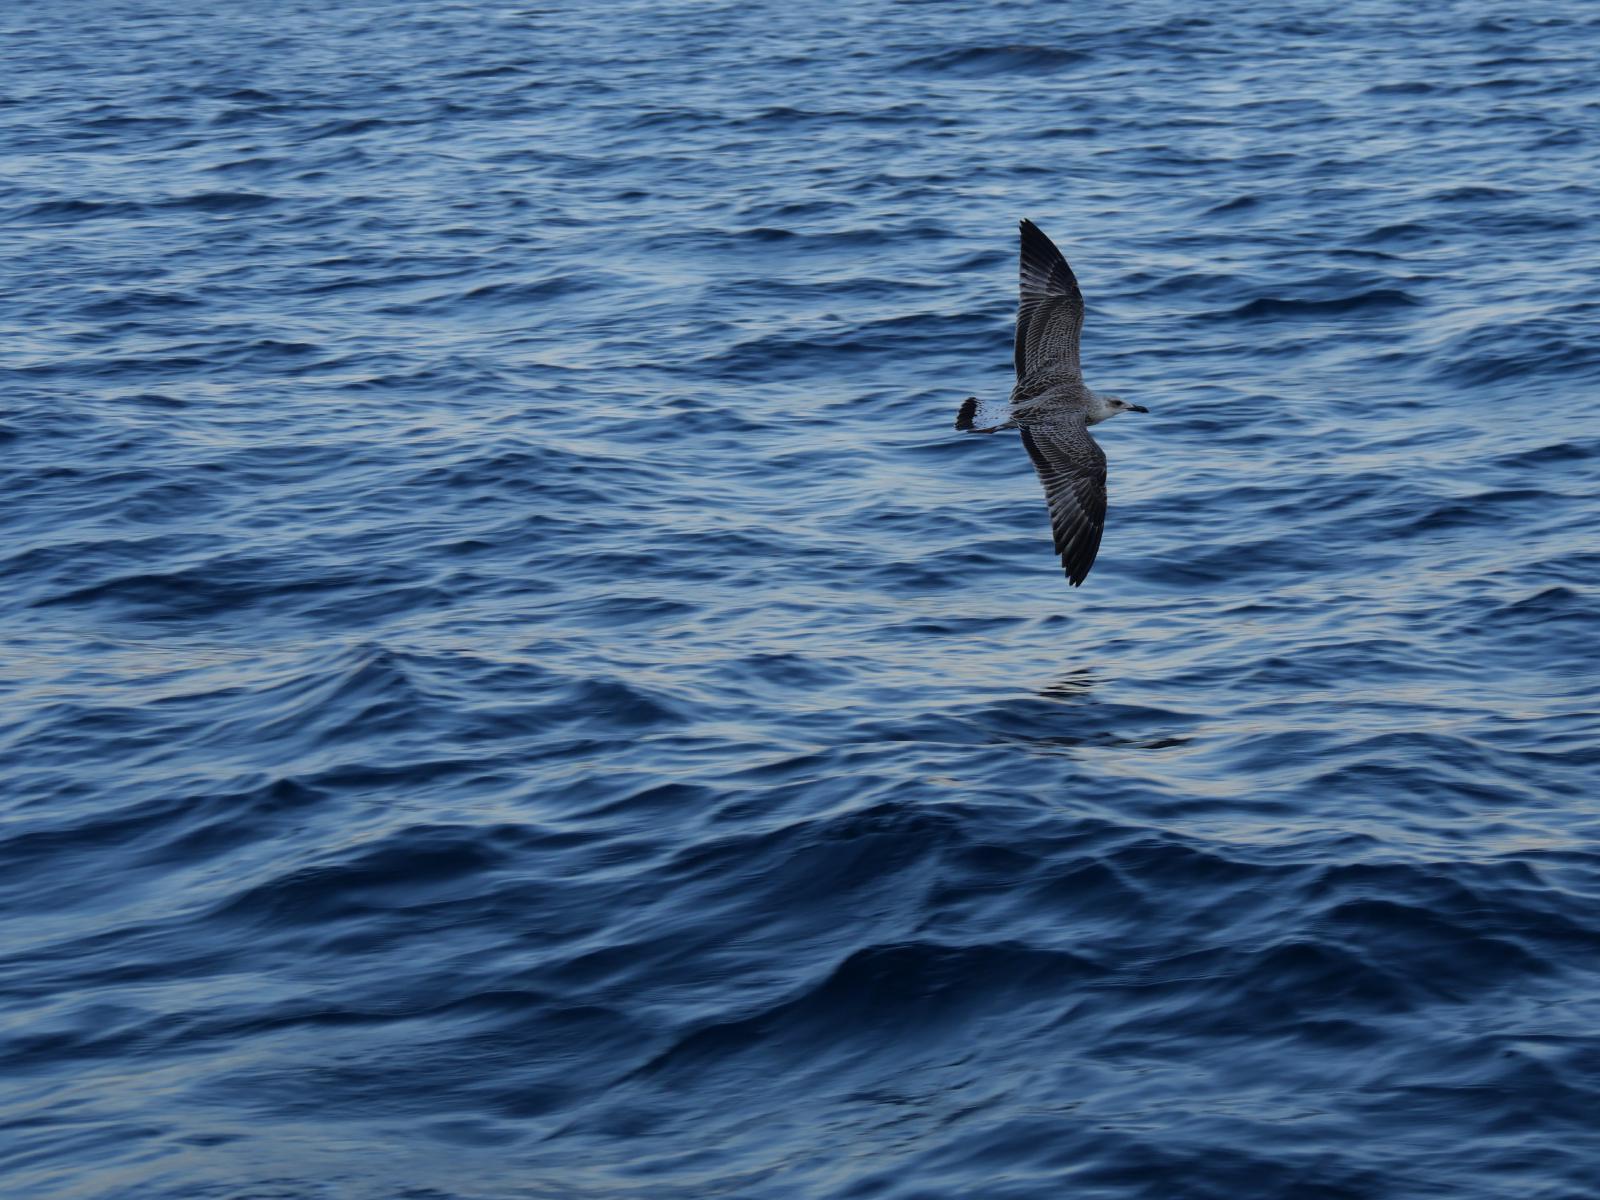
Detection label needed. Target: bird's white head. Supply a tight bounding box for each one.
[1089,393,1149,424]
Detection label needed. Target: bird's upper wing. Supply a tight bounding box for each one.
[1015,219,1085,379]
[1019,418,1107,586]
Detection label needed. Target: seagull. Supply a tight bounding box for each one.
[956,219,1147,587]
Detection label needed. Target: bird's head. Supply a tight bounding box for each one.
[1099,394,1149,420]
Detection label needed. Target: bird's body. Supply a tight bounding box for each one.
[956,220,1146,587]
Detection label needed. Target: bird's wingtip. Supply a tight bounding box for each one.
[1018,218,1059,255]
[955,397,978,431]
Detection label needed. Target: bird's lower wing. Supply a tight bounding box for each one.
[1019,421,1107,587]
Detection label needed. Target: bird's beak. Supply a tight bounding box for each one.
[1129,404,1149,413]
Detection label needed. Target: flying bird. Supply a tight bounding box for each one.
[956,220,1147,587]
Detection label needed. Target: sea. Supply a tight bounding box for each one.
[3,2,1598,1197]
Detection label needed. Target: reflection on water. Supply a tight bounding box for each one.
[1038,667,1097,701]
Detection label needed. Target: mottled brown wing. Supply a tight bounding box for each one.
[1019,420,1107,587]
[1015,219,1085,379]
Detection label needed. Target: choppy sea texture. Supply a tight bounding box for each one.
[4,1,1600,1197]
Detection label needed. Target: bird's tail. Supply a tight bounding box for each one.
[957,396,1013,432]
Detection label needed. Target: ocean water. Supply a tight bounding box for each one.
[3,1,1599,1196]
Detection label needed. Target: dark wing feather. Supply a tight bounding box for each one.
[1015,219,1085,379]
[1019,421,1107,587]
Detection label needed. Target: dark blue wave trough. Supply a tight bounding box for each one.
[3,2,1599,1197]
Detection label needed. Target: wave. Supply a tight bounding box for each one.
[899,45,1094,76]
[1225,288,1419,318]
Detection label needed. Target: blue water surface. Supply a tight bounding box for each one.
[4,1,1599,1197]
